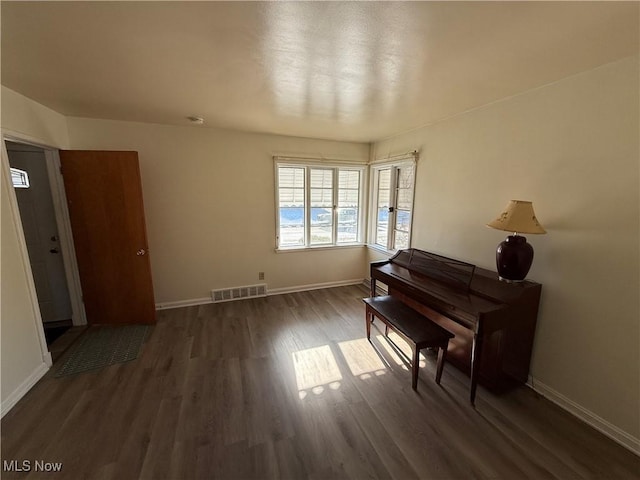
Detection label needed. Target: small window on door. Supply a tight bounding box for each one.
[10,167,30,188]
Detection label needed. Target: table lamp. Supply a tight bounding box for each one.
[487,200,546,282]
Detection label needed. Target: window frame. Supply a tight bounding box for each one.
[368,157,417,253]
[275,159,366,251]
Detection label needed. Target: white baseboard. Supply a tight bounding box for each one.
[528,376,640,456]
[155,279,366,310]
[156,297,212,310]
[1,362,49,418]
[267,278,364,296]
[363,276,388,295]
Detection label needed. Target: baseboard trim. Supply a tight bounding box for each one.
[267,278,364,296]
[156,279,366,310]
[1,362,49,418]
[156,297,212,310]
[528,376,640,456]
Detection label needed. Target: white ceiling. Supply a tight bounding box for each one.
[1,1,638,143]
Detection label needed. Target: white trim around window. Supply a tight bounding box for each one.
[274,158,367,251]
[368,153,417,253]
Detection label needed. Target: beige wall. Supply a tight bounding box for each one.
[2,57,638,448]
[0,87,70,410]
[64,118,369,304]
[1,86,70,148]
[371,56,640,441]
[1,166,48,411]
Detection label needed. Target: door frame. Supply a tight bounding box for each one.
[2,130,87,362]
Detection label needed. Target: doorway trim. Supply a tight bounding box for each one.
[2,130,87,365]
[43,148,87,327]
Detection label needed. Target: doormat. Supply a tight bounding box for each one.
[55,325,150,377]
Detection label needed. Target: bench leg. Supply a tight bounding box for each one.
[411,345,420,390]
[365,309,372,341]
[435,342,448,385]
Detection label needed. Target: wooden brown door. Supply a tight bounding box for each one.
[59,150,156,325]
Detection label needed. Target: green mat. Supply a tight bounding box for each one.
[55,325,150,377]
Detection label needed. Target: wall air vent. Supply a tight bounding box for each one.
[211,284,267,303]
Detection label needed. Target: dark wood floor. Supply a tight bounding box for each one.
[2,285,638,479]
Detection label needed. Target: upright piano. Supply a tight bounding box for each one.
[370,248,542,404]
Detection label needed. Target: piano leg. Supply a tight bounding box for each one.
[470,332,483,406]
[435,346,447,385]
[411,344,419,390]
[369,279,376,324]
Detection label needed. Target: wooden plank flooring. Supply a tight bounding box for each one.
[2,285,638,479]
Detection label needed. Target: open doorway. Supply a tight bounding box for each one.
[5,140,85,360]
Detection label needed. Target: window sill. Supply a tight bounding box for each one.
[365,243,397,256]
[275,243,365,253]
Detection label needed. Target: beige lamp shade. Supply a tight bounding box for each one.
[487,200,546,234]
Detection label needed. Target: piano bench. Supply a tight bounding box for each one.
[363,295,454,390]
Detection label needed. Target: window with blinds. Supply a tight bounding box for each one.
[370,159,416,251]
[276,161,365,250]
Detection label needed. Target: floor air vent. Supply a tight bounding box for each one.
[211,284,267,303]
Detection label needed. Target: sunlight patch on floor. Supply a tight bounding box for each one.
[375,332,427,369]
[292,345,342,399]
[337,338,387,377]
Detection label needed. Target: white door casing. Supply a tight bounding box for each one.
[7,143,72,323]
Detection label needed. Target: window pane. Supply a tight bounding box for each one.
[395,209,411,232]
[395,165,414,210]
[310,169,333,245]
[279,167,305,188]
[396,188,413,210]
[337,207,358,243]
[310,169,333,188]
[337,170,360,243]
[393,230,409,250]
[397,166,414,189]
[378,169,391,190]
[278,167,305,207]
[339,170,360,189]
[279,188,305,206]
[311,205,332,245]
[278,167,305,247]
[279,207,305,247]
[310,188,332,206]
[377,169,390,208]
[376,208,388,246]
[375,169,391,246]
[311,207,332,225]
[392,164,414,250]
[310,170,333,207]
[338,189,359,206]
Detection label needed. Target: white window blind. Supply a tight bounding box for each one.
[275,159,365,250]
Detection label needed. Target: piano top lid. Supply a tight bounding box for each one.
[386,249,476,293]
